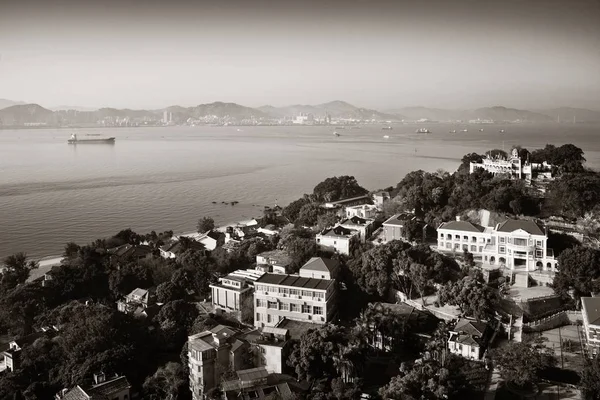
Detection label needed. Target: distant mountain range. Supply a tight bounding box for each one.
[1,98,599,126]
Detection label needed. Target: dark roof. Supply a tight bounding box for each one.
[383,213,415,227]
[88,376,131,397]
[325,195,371,205]
[496,219,545,235]
[438,220,485,233]
[582,297,600,326]
[301,257,338,273]
[256,273,333,291]
[276,319,322,340]
[160,240,205,254]
[108,244,152,259]
[61,386,90,400]
[237,367,269,382]
[320,225,356,237]
[449,319,488,347]
[341,216,369,225]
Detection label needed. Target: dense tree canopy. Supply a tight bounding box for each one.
[546,171,600,218]
[491,338,555,387]
[553,246,600,298]
[196,217,215,233]
[312,175,369,203]
[437,270,499,321]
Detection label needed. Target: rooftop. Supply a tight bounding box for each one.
[188,325,242,352]
[496,219,546,236]
[383,213,415,227]
[276,319,322,340]
[438,220,486,233]
[108,244,152,259]
[257,249,293,265]
[301,257,339,274]
[582,297,600,326]
[325,195,371,206]
[340,216,371,226]
[255,273,333,291]
[318,225,357,238]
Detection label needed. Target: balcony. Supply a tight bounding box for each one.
[506,242,535,252]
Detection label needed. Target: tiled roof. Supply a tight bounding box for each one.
[582,297,600,326]
[340,216,370,226]
[129,288,149,299]
[496,219,545,235]
[61,386,90,400]
[449,319,488,347]
[256,273,333,291]
[88,376,131,397]
[301,257,338,273]
[383,213,415,227]
[319,226,356,237]
[237,366,269,382]
[438,220,485,233]
[109,244,152,259]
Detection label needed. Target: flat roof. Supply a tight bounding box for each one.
[255,273,333,291]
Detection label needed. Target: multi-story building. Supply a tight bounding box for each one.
[324,195,372,210]
[256,250,292,274]
[316,225,359,255]
[245,326,291,374]
[582,297,600,356]
[188,325,250,400]
[372,191,391,210]
[437,217,557,271]
[382,213,417,242]
[253,258,338,328]
[345,204,378,219]
[470,148,553,184]
[338,216,374,243]
[117,287,160,318]
[209,269,265,321]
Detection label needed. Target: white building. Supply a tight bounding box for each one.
[582,297,600,356]
[437,217,557,271]
[338,216,374,243]
[210,269,265,321]
[382,213,417,242]
[470,148,553,184]
[256,250,292,275]
[316,225,359,255]
[253,258,338,328]
[448,319,489,360]
[345,204,378,219]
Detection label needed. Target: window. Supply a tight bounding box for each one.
[280,303,289,311]
[455,235,460,240]
[267,314,272,323]
[499,237,505,244]
[462,244,468,251]
[302,290,313,297]
[313,306,323,315]
[256,299,266,308]
[463,236,468,241]
[267,301,278,309]
[279,287,288,295]
[290,304,299,312]
[256,313,260,321]
[439,233,444,239]
[536,250,543,258]
[471,245,476,252]
[302,305,312,313]
[471,236,477,243]
[499,246,505,254]
[536,240,542,247]
[446,243,451,249]
[447,234,452,239]
[260,347,266,354]
[314,292,325,299]
[454,243,460,249]
[290,289,300,296]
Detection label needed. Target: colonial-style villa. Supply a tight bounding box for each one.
[581,297,600,356]
[437,217,557,271]
[209,269,265,321]
[253,258,338,328]
[316,225,359,255]
[447,319,490,360]
[470,148,553,184]
[345,204,378,219]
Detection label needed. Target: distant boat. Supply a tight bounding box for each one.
[382,126,393,130]
[67,133,115,144]
[236,128,243,132]
[449,129,456,133]
[479,128,484,132]
[383,135,390,139]
[499,129,505,133]
[416,128,431,133]
[461,129,468,132]
[333,131,340,137]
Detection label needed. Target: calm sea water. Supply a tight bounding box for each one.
[1,124,599,259]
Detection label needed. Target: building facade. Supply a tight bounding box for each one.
[382,213,417,242]
[188,325,250,400]
[338,216,374,243]
[469,148,553,184]
[582,297,600,356]
[253,258,338,328]
[345,204,378,219]
[256,250,292,274]
[447,319,489,360]
[316,225,359,255]
[209,269,265,321]
[437,217,557,271]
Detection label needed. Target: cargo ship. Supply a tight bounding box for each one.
[67,134,115,144]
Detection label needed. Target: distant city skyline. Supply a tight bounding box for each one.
[0,0,598,110]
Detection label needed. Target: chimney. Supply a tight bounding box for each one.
[94,372,106,385]
[456,216,461,222]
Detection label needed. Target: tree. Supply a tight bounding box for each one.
[353,303,413,355]
[285,236,318,273]
[283,197,310,224]
[297,203,326,227]
[312,176,369,203]
[402,218,423,243]
[154,300,199,349]
[437,271,498,321]
[0,253,38,292]
[350,240,411,298]
[108,262,152,297]
[142,362,188,400]
[553,246,600,298]
[156,281,185,303]
[378,360,453,400]
[317,212,339,231]
[581,355,600,400]
[62,242,81,259]
[491,338,555,387]
[546,172,600,218]
[197,217,215,233]
[424,322,451,367]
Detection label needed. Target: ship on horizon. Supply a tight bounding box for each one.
[68,133,115,144]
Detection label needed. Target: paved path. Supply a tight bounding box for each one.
[484,368,502,400]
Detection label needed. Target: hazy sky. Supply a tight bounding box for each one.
[0,0,599,110]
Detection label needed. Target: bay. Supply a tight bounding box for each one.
[0,123,599,259]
